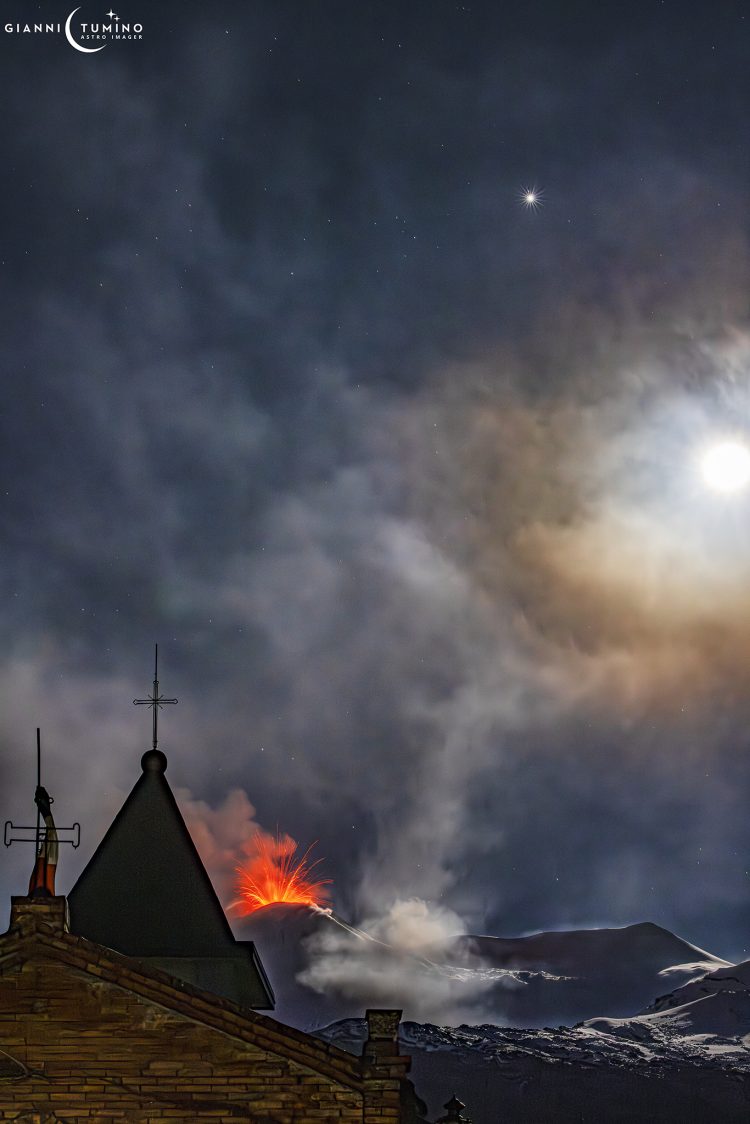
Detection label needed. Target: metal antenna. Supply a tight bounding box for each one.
[133,644,178,750]
[34,729,41,865]
[4,730,80,853]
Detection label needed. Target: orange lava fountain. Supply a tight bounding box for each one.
[233,833,332,915]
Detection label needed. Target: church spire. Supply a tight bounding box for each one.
[68,658,273,1010]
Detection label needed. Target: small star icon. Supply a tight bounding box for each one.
[107,9,118,18]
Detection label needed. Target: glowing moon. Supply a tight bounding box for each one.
[700,441,750,493]
[65,8,106,53]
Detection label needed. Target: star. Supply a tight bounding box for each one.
[106,9,118,18]
[519,184,544,210]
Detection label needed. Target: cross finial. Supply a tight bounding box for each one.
[133,645,178,751]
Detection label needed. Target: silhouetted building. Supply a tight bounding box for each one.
[0,747,426,1121]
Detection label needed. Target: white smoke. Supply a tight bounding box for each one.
[299,897,516,1024]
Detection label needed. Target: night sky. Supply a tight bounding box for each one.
[3,0,750,969]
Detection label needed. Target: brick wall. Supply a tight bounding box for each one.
[0,903,408,1123]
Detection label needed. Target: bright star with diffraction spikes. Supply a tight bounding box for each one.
[519,185,544,210]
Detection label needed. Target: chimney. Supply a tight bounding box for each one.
[9,895,69,934]
[361,1010,411,1123]
[363,1008,403,1066]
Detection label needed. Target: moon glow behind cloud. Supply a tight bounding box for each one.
[700,441,750,494]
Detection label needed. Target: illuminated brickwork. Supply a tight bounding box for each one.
[0,899,409,1123]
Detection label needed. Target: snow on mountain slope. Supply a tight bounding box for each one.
[459,920,723,977]
[586,956,750,1050]
[238,907,730,1029]
[445,921,728,1027]
[648,956,750,1015]
[319,1015,750,1123]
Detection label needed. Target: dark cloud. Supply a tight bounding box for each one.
[2,1,750,996]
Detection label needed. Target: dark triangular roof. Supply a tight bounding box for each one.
[68,748,273,1009]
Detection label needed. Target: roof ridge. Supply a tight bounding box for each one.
[0,923,363,1089]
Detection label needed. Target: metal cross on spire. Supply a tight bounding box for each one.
[133,645,178,750]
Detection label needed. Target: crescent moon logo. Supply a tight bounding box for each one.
[65,7,106,52]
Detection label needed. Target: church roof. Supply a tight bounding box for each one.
[68,748,273,1009]
[1,897,361,1089]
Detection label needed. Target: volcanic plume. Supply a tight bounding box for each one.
[232,833,331,915]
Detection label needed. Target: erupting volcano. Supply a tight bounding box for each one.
[233,833,332,914]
